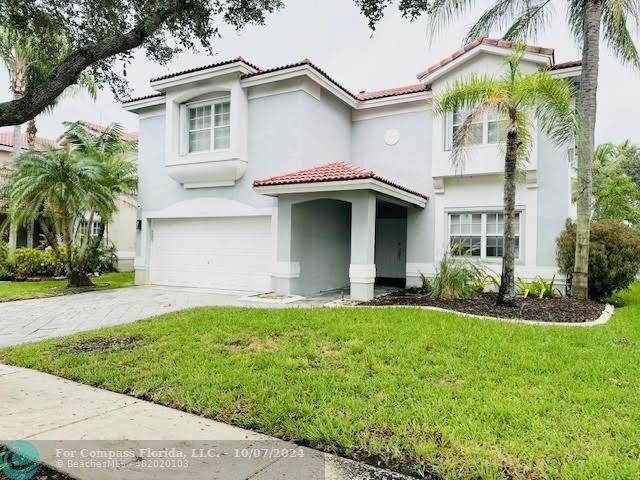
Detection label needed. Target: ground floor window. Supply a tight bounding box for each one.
[449,211,521,259]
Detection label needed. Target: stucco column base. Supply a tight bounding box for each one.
[349,264,376,301]
[272,261,300,296]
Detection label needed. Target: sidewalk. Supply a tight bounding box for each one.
[0,364,412,480]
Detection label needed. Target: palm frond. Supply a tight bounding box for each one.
[502,0,554,41]
[464,0,553,43]
[602,0,640,68]
[516,70,579,146]
[566,0,585,45]
[433,73,501,115]
[427,0,480,43]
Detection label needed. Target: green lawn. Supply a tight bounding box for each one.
[0,271,134,302]
[1,286,639,479]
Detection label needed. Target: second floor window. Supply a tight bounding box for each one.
[446,108,506,150]
[187,99,230,153]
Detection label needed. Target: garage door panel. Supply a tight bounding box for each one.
[149,216,272,292]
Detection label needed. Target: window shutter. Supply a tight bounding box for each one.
[444,112,453,150]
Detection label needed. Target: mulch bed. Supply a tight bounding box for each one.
[362,289,605,323]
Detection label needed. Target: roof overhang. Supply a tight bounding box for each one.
[254,178,427,208]
[550,65,582,79]
[241,64,358,108]
[151,62,258,91]
[417,44,553,84]
[123,94,166,112]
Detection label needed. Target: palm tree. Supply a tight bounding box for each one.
[434,48,577,306]
[427,0,640,299]
[3,146,115,287]
[0,25,97,247]
[62,121,137,254]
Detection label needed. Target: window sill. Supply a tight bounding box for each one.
[166,151,247,189]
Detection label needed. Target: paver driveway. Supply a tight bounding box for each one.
[0,286,258,348]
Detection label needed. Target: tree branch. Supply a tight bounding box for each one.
[0,0,190,127]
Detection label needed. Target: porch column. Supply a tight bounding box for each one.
[350,191,376,301]
[272,198,299,295]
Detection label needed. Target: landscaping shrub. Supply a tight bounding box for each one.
[431,254,479,300]
[516,276,560,298]
[557,219,640,299]
[13,248,59,277]
[0,241,15,280]
[419,273,433,295]
[82,243,119,274]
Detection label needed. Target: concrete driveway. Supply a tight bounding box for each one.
[0,286,271,348]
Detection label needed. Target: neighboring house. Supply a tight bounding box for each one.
[124,37,581,300]
[0,130,58,247]
[63,121,139,271]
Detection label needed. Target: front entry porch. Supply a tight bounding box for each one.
[253,162,427,301]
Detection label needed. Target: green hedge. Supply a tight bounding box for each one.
[1,243,119,279]
[556,219,640,299]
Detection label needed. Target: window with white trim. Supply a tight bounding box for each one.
[449,211,521,259]
[445,108,506,150]
[91,221,102,237]
[186,98,230,153]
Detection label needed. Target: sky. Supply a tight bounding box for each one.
[0,0,638,144]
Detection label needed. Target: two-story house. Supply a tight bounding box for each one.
[124,37,581,301]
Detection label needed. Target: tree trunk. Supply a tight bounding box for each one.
[497,120,519,306]
[572,0,602,299]
[68,269,94,288]
[8,61,26,250]
[26,119,37,149]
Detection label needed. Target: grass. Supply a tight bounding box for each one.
[1,286,639,479]
[0,271,134,302]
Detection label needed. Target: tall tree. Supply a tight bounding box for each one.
[434,48,577,305]
[0,0,283,127]
[62,121,137,255]
[355,0,640,299]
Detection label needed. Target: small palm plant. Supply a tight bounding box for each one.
[434,47,578,306]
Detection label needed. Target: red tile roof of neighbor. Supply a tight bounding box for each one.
[0,130,58,151]
[416,36,556,79]
[80,121,138,141]
[253,161,428,199]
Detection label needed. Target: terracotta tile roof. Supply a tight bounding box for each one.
[357,83,430,100]
[122,92,165,104]
[417,36,555,80]
[550,59,582,70]
[253,161,428,200]
[242,59,359,100]
[0,130,57,151]
[151,57,261,82]
[80,121,138,141]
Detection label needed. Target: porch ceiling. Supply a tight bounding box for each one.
[253,161,427,208]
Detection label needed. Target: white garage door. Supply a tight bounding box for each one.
[149,216,272,292]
